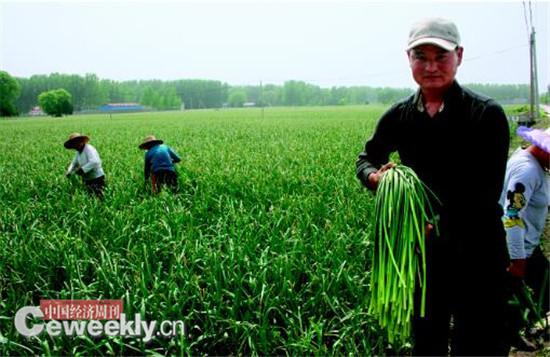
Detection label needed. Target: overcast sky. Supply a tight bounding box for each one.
[0,1,548,89]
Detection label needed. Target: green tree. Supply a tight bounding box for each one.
[38,89,73,117]
[282,81,307,106]
[140,87,155,107]
[541,87,549,105]
[163,87,182,110]
[262,85,281,106]
[0,71,21,116]
[377,87,412,104]
[228,90,247,107]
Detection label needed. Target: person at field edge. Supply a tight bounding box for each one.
[139,135,181,193]
[356,18,511,355]
[500,126,550,350]
[64,133,106,198]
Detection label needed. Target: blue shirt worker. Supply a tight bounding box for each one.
[500,126,550,347]
[64,133,106,198]
[139,135,181,193]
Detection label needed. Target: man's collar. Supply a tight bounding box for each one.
[414,89,445,113]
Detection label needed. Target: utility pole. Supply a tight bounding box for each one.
[529,26,540,121]
[527,0,539,123]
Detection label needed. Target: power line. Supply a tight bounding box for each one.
[463,44,528,62]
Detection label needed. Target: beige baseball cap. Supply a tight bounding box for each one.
[407,18,460,51]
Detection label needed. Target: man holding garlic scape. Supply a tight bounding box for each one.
[356,18,510,355]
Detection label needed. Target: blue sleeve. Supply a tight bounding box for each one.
[169,147,181,164]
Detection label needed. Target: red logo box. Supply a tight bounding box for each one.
[40,300,123,320]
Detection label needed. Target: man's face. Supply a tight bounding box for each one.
[408,44,463,92]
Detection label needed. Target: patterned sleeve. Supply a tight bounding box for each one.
[502,167,536,259]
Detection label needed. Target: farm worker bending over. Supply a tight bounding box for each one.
[139,135,181,193]
[64,132,106,198]
[356,18,511,355]
[500,126,550,349]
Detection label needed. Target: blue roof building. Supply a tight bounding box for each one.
[99,103,145,112]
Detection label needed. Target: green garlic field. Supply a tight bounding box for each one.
[0,106,391,355]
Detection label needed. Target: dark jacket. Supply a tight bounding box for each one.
[356,81,510,270]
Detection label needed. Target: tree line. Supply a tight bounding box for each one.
[1,71,543,117]
[15,73,230,113]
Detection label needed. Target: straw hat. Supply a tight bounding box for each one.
[64,133,89,149]
[517,126,550,153]
[139,135,163,150]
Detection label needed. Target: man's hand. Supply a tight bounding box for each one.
[367,162,396,190]
[426,223,434,239]
[508,259,527,279]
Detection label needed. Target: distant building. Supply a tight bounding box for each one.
[243,102,256,107]
[99,103,145,112]
[29,106,45,116]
